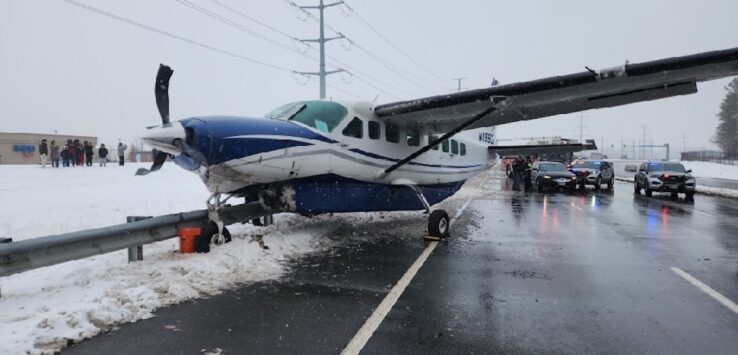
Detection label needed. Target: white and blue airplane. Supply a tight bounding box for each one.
[139,47,738,245]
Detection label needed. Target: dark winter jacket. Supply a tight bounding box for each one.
[84,144,94,157]
[61,148,70,160]
[98,147,109,158]
[39,142,48,155]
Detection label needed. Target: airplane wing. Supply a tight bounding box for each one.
[374,47,738,132]
[489,140,597,156]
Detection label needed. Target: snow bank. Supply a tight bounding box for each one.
[614,176,738,199]
[0,163,419,354]
[681,160,738,180]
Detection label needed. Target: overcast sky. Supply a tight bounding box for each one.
[1,0,737,158]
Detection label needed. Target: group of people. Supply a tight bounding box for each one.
[38,139,127,168]
[511,155,534,192]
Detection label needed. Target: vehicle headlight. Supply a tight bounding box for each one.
[543,175,551,179]
[570,176,576,180]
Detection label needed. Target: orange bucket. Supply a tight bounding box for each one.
[178,227,201,254]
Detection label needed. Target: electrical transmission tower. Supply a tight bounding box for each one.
[297,0,346,99]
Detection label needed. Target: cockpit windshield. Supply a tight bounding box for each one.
[265,101,348,133]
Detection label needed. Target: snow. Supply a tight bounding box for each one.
[614,176,738,199]
[0,163,416,354]
[681,160,738,180]
[609,159,738,181]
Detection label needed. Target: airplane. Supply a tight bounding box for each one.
[138,46,738,249]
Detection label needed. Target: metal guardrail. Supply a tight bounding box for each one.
[0,202,273,278]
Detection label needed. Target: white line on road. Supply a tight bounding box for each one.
[341,172,490,355]
[570,202,583,211]
[671,267,738,314]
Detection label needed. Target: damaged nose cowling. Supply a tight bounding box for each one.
[141,122,187,156]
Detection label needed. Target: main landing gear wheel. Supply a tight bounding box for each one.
[426,210,450,241]
[196,221,232,253]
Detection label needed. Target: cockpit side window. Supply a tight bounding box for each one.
[342,117,363,138]
[441,140,449,153]
[265,101,348,133]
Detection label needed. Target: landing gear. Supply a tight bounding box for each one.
[197,192,234,253]
[427,210,450,239]
[407,185,451,240]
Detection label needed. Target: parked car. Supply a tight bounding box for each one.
[634,161,695,200]
[531,161,577,192]
[568,160,615,190]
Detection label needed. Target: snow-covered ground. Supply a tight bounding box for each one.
[610,159,738,181]
[681,160,738,180]
[0,163,418,354]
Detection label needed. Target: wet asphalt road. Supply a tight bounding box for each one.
[65,169,738,354]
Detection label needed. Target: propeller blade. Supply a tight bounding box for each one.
[155,64,174,125]
[135,151,170,176]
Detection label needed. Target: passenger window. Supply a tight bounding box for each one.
[385,122,400,143]
[451,140,459,154]
[429,134,439,150]
[441,140,449,152]
[460,143,466,156]
[368,121,380,140]
[407,129,420,146]
[342,117,363,139]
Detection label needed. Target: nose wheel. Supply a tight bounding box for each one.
[197,192,234,253]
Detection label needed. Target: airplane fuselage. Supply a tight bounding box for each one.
[148,100,497,214]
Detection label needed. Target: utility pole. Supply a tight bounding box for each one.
[452,77,467,92]
[576,113,588,143]
[640,125,648,160]
[297,0,345,99]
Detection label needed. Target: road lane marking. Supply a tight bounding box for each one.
[341,172,490,355]
[671,267,738,314]
[570,202,583,211]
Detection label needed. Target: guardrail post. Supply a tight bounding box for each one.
[126,216,151,262]
[0,238,8,297]
[263,215,274,226]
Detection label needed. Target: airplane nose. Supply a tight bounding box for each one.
[141,122,186,155]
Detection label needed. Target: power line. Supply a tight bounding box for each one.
[343,1,449,86]
[284,0,442,94]
[197,0,410,99]
[60,0,294,73]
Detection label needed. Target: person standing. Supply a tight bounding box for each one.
[38,139,49,168]
[84,141,94,167]
[66,139,75,166]
[512,156,525,192]
[117,142,127,166]
[61,145,71,167]
[98,144,109,167]
[50,140,60,168]
[73,140,83,166]
[524,155,534,192]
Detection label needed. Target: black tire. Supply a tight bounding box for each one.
[537,178,544,193]
[634,181,641,195]
[671,191,679,199]
[594,177,601,191]
[686,191,695,201]
[428,210,450,239]
[196,222,232,253]
[607,178,614,190]
[252,218,263,226]
[645,187,653,197]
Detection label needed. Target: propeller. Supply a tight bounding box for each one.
[136,64,177,176]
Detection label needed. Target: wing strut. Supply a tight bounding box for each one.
[382,97,508,175]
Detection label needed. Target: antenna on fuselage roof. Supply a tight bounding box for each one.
[371,94,380,107]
